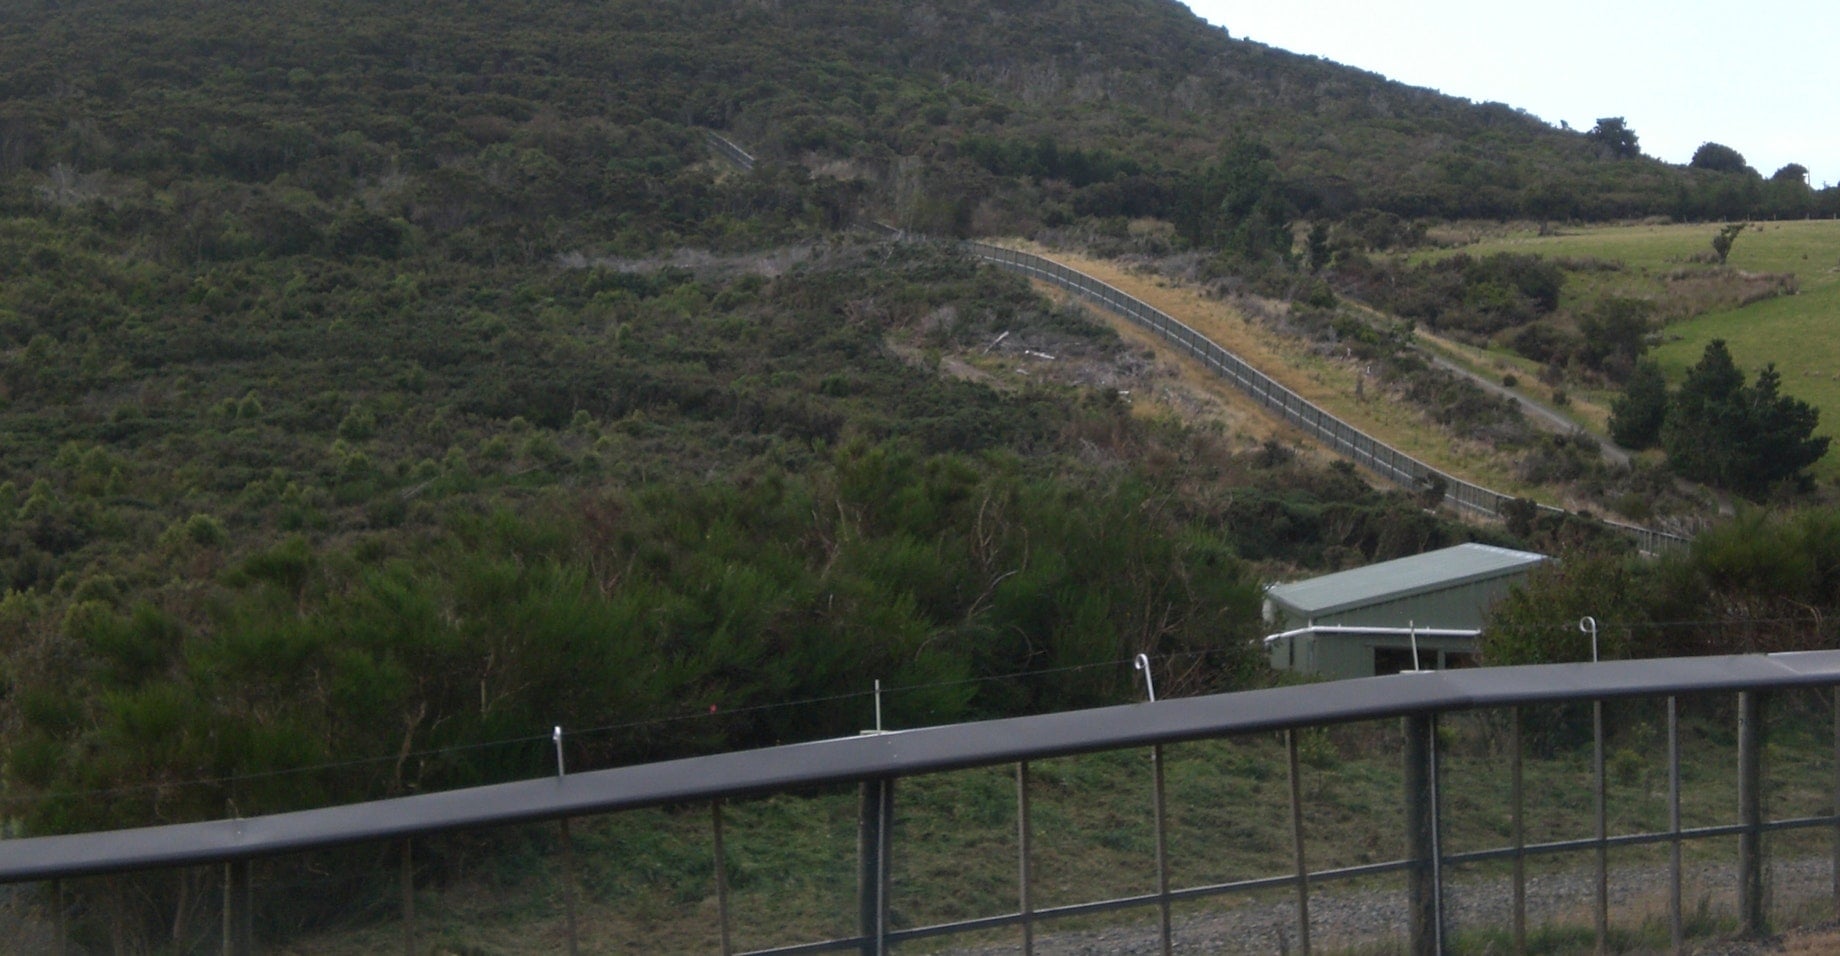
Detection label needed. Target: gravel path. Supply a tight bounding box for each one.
[1423,353,1633,468]
[939,856,1838,954]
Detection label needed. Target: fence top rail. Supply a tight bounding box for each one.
[4,651,1838,883]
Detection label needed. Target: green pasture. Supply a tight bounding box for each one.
[1443,219,1840,476]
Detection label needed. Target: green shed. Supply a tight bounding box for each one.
[1262,543,1548,680]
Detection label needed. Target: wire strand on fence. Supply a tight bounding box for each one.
[0,649,1225,812]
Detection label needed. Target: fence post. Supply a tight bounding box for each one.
[559,818,581,955]
[1594,700,1608,955]
[1738,691,1766,937]
[1511,708,1526,954]
[402,840,416,956]
[223,860,253,956]
[1017,762,1035,956]
[1287,729,1312,956]
[1669,696,1684,954]
[53,878,68,956]
[858,779,895,956]
[713,801,734,956]
[1404,712,1441,955]
[1154,746,1172,956]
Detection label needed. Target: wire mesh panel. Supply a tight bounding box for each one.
[885,765,1020,936]
[553,807,733,954]
[0,881,59,953]
[402,823,582,953]
[1024,749,1159,921]
[720,785,860,954]
[1761,686,1839,930]
[21,868,230,954]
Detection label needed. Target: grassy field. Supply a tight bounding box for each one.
[1437,219,1840,479]
[22,691,1834,954]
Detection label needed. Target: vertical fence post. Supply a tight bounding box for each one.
[1017,762,1034,956]
[1669,696,1684,954]
[713,801,733,956]
[1404,712,1441,956]
[1287,729,1313,956]
[1594,700,1608,955]
[559,817,581,955]
[222,860,252,956]
[1511,708,1526,954]
[402,839,416,956]
[858,779,894,956]
[1153,745,1172,956]
[1833,689,1839,924]
[1738,690,1766,937]
[54,878,68,956]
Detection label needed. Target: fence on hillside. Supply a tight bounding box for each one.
[706,130,756,172]
[955,239,1690,556]
[5,651,1840,954]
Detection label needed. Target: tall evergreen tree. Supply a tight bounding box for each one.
[1662,340,1745,485]
[1609,360,1668,449]
[1736,364,1830,495]
[1660,341,1828,498]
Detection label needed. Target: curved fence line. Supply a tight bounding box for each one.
[958,239,1689,555]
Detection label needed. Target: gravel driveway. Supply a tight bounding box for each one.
[940,855,1838,954]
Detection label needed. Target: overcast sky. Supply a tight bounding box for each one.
[1180,0,1839,189]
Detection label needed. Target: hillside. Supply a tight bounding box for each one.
[5,0,1830,261]
[0,0,1547,837]
[4,0,1839,847]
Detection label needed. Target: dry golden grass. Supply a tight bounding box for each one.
[1023,280,1301,450]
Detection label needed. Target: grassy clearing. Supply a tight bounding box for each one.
[1435,219,1840,479]
[194,691,1840,953]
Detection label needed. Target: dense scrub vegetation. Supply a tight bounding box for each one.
[1485,507,1840,665]
[1,212,1507,834]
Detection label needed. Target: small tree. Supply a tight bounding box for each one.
[1609,360,1668,449]
[1771,163,1810,185]
[1711,222,1746,265]
[1662,340,1747,485]
[1690,142,1751,175]
[1738,364,1829,494]
[1578,297,1653,379]
[1660,340,1830,498]
[1585,117,1641,159]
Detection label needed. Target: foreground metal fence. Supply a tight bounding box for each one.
[5,651,1840,954]
[959,241,1690,557]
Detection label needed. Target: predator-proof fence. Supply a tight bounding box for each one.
[958,240,1688,557]
[5,652,1840,954]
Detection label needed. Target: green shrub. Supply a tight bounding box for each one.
[183,513,229,548]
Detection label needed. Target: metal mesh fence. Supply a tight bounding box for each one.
[960,241,1690,556]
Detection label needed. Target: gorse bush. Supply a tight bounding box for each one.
[4,442,1272,834]
[1485,506,1840,665]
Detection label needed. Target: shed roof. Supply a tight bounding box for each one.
[1265,543,1547,619]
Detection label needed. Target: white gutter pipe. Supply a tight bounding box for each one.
[1261,625,1481,647]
